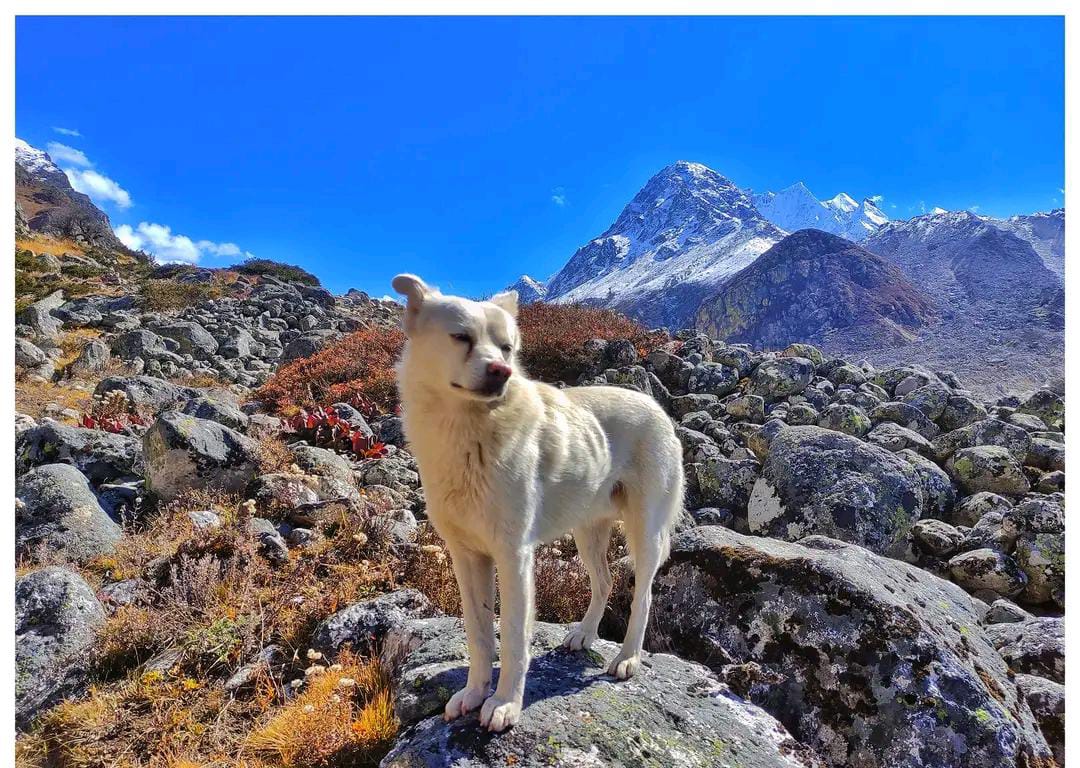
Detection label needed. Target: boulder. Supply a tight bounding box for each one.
[684,457,759,521]
[947,446,1031,496]
[868,401,940,440]
[142,412,260,502]
[95,375,198,414]
[746,425,926,556]
[16,421,142,486]
[1016,674,1065,767]
[687,362,739,397]
[1017,390,1064,431]
[180,393,250,432]
[16,567,107,730]
[16,290,64,338]
[910,518,964,557]
[947,548,1027,597]
[16,463,122,561]
[983,617,1064,684]
[952,492,1013,527]
[816,404,870,437]
[624,526,1053,768]
[381,617,822,768]
[310,589,439,657]
[937,395,988,432]
[933,419,1032,463]
[1014,531,1064,608]
[67,339,111,376]
[748,357,814,401]
[150,320,219,358]
[1025,437,1065,473]
[865,421,934,456]
[896,448,957,519]
[289,444,355,483]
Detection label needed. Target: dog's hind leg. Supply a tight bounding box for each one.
[607,482,680,680]
[443,545,496,721]
[562,517,614,651]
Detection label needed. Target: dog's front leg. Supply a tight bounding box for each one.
[443,545,496,721]
[480,545,534,732]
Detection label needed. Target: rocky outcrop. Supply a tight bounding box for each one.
[16,463,122,561]
[616,526,1054,768]
[142,412,260,501]
[16,567,107,730]
[381,617,823,768]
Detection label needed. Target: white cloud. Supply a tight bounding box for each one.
[551,186,568,207]
[47,142,93,167]
[65,168,132,209]
[52,126,81,137]
[869,194,884,204]
[968,205,981,213]
[117,222,253,264]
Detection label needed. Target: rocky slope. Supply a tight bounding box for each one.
[752,182,888,241]
[695,229,937,349]
[544,161,786,327]
[14,263,1066,766]
[16,138,133,254]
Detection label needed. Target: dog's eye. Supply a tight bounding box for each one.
[450,333,472,345]
[500,344,513,354]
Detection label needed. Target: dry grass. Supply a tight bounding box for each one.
[15,378,94,421]
[16,235,86,257]
[140,279,224,313]
[245,650,396,767]
[257,434,298,475]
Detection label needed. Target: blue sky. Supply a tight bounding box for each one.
[16,16,1064,297]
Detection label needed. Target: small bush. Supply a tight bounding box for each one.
[257,327,405,415]
[236,258,321,287]
[517,302,666,383]
[140,279,223,312]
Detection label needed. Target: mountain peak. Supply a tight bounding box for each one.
[752,181,888,241]
[505,274,548,304]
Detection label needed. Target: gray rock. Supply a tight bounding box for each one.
[687,361,739,397]
[16,421,142,485]
[868,401,940,440]
[685,457,758,519]
[310,589,439,657]
[282,330,337,362]
[625,526,1052,768]
[95,375,198,414]
[826,363,866,387]
[937,395,988,432]
[382,617,821,768]
[785,403,819,426]
[16,463,122,561]
[983,617,1064,684]
[180,393,250,432]
[110,329,171,359]
[983,598,1033,625]
[946,446,1031,496]
[1025,437,1064,472]
[249,517,289,565]
[16,567,106,730]
[1017,390,1064,431]
[816,403,870,437]
[948,548,1027,597]
[247,472,361,514]
[952,492,1013,527]
[1014,532,1064,608]
[725,394,765,423]
[933,418,1032,463]
[289,444,355,483]
[1015,674,1065,767]
[375,415,407,448]
[910,518,963,557]
[865,421,935,456]
[1006,412,1048,432]
[896,448,957,519]
[67,339,110,376]
[748,357,814,401]
[142,412,261,502]
[747,425,926,556]
[151,320,219,358]
[15,338,48,368]
[901,383,951,420]
[16,290,64,338]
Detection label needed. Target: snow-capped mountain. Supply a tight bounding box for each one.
[15,137,71,188]
[751,182,888,241]
[989,209,1065,279]
[545,161,785,327]
[506,274,548,304]
[863,210,1060,323]
[15,138,128,252]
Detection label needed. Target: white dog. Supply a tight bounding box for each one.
[392,274,684,732]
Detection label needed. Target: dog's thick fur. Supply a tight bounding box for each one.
[392,274,684,732]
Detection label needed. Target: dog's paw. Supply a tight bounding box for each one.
[479,694,522,732]
[561,624,597,651]
[443,686,489,721]
[607,651,641,680]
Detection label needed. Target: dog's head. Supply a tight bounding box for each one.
[392,274,520,402]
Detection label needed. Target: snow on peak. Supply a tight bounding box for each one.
[752,181,888,241]
[506,274,548,304]
[16,137,68,187]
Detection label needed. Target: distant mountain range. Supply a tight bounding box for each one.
[508,160,1064,392]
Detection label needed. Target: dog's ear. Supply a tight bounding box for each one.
[392,274,431,334]
[489,289,519,319]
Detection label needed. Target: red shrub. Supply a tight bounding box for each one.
[256,327,405,415]
[517,302,666,383]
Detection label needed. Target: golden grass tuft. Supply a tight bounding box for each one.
[245,650,396,767]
